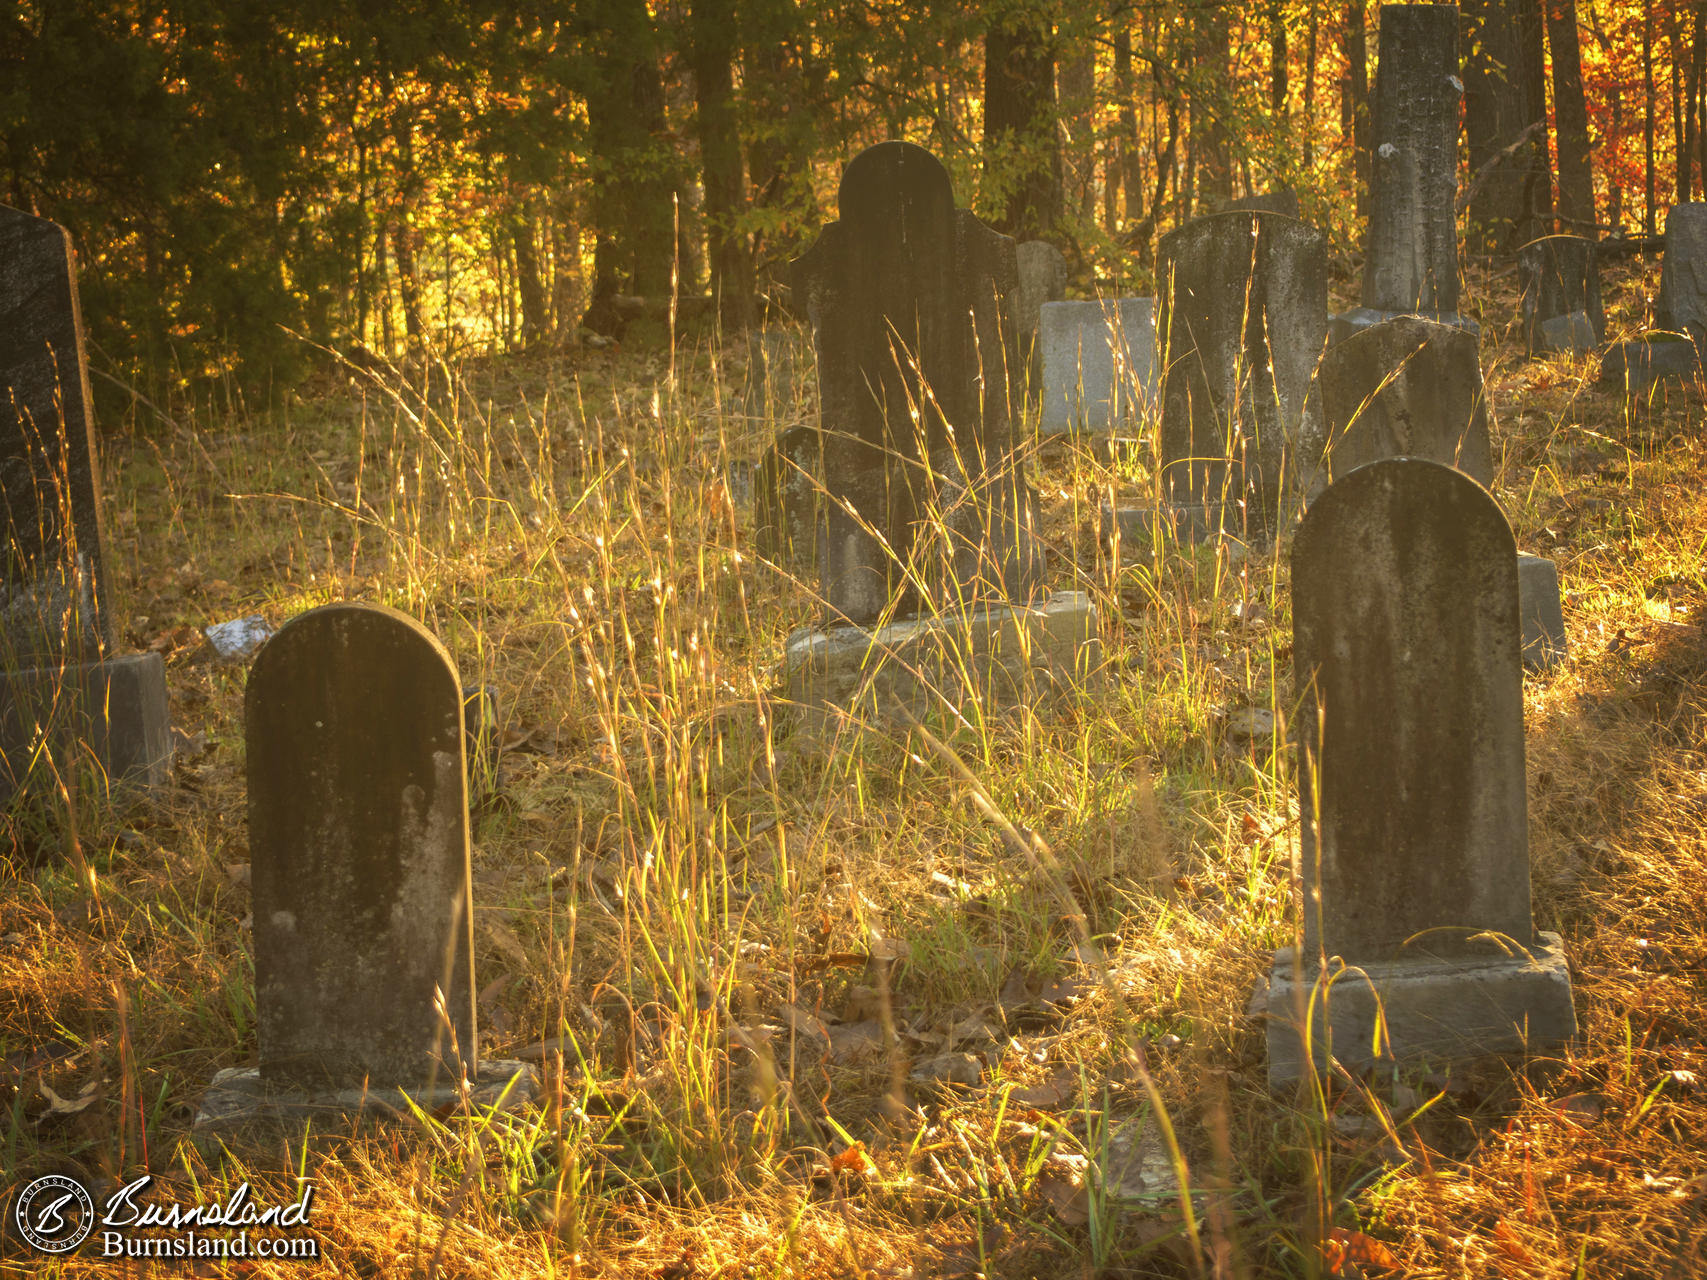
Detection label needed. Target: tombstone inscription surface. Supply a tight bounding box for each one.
[1037,298,1158,435]
[1518,235,1606,356]
[248,602,477,1087]
[1656,202,1707,347]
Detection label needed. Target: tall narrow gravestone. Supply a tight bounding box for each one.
[1037,298,1158,435]
[1518,235,1606,356]
[1332,6,1472,341]
[782,143,1097,724]
[1656,202,1707,348]
[1265,460,1575,1085]
[1012,240,1068,402]
[1153,210,1328,540]
[0,205,169,800]
[1316,316,1567,669]
[194,604,532,1146]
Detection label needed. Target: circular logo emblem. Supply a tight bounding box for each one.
[12,1174,95,1254]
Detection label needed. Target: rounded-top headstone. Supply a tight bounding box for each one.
[247,601,476,1088]
[1656,202,1707,345]
[1293,459,1531,960]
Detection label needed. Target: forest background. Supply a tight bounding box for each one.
[0,0,1694,401]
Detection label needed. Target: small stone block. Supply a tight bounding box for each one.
[1264,932,1576,1087]
[782,591,1101,727]
[0,651,171,801]
[1037,298,1158,435]
[1599,335,1701,396]
[1517,553,1566,671]
[192,1059,538,1157]
[1099,501,1253,549]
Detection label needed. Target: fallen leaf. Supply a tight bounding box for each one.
[828,1143,876,1177]
[910,1052,984,1089]
[1493,1221,1534,1265]
[38,1078,101,1119]
[1324,1227,1400,1274]
[1009,1070,1075,1109]
[825,1020,885,1063]
[1038,1153,1090,1226]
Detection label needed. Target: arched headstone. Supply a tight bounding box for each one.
[1266,459,1575,1082]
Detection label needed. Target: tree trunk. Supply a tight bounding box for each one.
[1645,5,1657,237]
[1271,1,1289,118]
[393,216,425,344]
[1547,0,1596,232]
[1692,5,1707,202]
[983,14,1061,237]
[1343,0,1370,217]
[1112,27,1136,230]
[1672,4,1688,204]
[1189,4,1232,211]
[690,0,755,331]
[1463,0,1554,253]
[1304,2,1319,168]
[513,217,550,342]
[1058,34,1097,226]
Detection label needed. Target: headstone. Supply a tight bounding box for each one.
[1266,459,1575,1083]
[1317,317,1493,486]
[1224,189,1301,219]
[1155,210,1328,539]
[194,604,532,1147]
[1598,332,1701,395]
[1332,6,1472,342]
[1011,240,1068,369]
[789,141,1040,625]
[738,325,814,423]
[1315,316,1566,669]
[1037,298,1158,434]
[752,423,825,568]
[1656,202,1707,347]
[1518,235,1606,356]
[0,204,169,799]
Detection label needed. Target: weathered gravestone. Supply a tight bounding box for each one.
[1656,201,1707,346]
[1317,317,1493,485]
[1011,240,1068,400]
[1317,316,1567,669]
[1037,298,1158,435]
[782,142,1097,722]
[753,422,826,569]
[1266,459,1575,1084]
[1149,210,1328,541]
[1518,235,1606,356]
[194,603,532,1146]
[1332,6,1474,342]
[1601,205,1707,392]
[0,205,169,801]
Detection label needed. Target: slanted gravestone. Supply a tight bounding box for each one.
[1656,202,1707,348]
[1011,241,1068,393]
[788,141,1040,624]
[1154,210,1328,539]
[1518,235,1606,356]
[1317,316,1493,485]
[195,603,531,1144]
[1332,6,1472,342]
[1315,315,1567,670]
[1266,459,1575,1084]
[0,204,169,800]
[1037,298,1158,434]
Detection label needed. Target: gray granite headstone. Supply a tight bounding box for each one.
[1656,202,1707,348]
[1316,316,1493,486]
[790,141,1038,624]
[1156,210,1328,538]
[248,602,477,1088]
[1037,298,1158,434]
[1518,235,1606,356]
[1224,189,1301,219]
[0,205,169,799]
[1268,457,1574,1081]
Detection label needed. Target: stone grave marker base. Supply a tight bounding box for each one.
[192,1060,538,1157]
[0,651,171,801]
[1540,312,1599,355]
[1329,306,1479,346]
[1264,932,1576,1087]
[783,591,1100,731]
[1518,554,1567,671]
